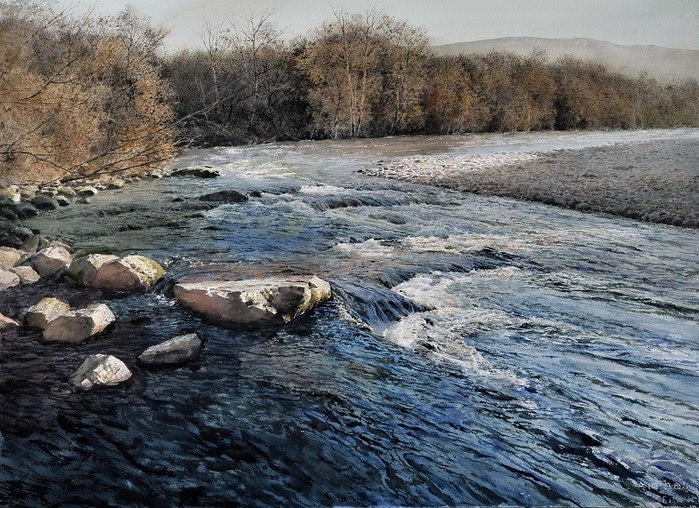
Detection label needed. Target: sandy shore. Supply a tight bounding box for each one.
[363,138,699,228]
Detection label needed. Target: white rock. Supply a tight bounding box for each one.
[92,255,165,291]
[0,269,20,291]
[173,275,331,326]
[11,265,41,284]
[31,246,72,277]
[0,185,21,203]
[56,186,77,197]
[42,303,115,343]
[77,186,99,197]
[0,313,19,330]
[138,333,202,366]
[25,296,71,329]
[67,254,119,286]
[0,247,25,270]
[70,354,132,390]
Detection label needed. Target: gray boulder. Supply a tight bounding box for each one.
[25,296,71,329]
[31,195,59,210]
[42,303,115,343]
[67,254,119,286]
[198,190,248,203]
[70,354,132,390]
[171,167,220,178]
[173,275,331,326]
[138,333,202,366]
[31,246,72,277]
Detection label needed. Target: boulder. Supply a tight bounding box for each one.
[77,186,98,197]
[18,185,38,201]
[0,186,21,203]
[67,254,119,286]
[198,190,248,203]
[173,275,331,326]
[13,202,38,219]
[25,297,71,329]
[31,195,59,210]
[0,247,25,270]
[92,255,165,291]
[55,195,71,207]
[0,313,19,330]
[31,246,72,277]
[103,178,125,189]
[171,167,220,178]
[57,186,77,197]
[20,235,41,253]
[76,197,91,205]
[0,270,20,291]
[42,303,115,343]
[70,354,132,390]
[11,265,41,284]
[138,333,202,366]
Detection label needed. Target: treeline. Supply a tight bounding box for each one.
[164,11,699,146]
[0,2,174,184]
[2,4,698,184]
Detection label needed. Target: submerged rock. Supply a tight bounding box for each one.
[42,303,115,343]
[138,333,202,366]
[11,265,41,284]
[54,195,71,207]
[67,254,119,286]
[70,354,132,390]
[173,275,332,326]
[0,269,20,291]
[198,190,248,203]
[31,246,72,277]
[25,297,71,329]
[92,255,165,291]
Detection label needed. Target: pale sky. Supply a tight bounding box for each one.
[64,0,699,52]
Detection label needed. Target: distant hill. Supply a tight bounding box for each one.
[431,37,699,82]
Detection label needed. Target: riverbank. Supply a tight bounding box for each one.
[363,137,699,228]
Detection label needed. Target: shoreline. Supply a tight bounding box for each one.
[362,138,699,229]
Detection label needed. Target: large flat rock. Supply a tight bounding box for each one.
[173,276,331,326]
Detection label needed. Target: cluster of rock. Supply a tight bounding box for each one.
[1,167,336,392]
[1,240,331,391]
[0,164,221,246]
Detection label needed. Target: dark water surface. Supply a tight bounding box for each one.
[1,130,698,506]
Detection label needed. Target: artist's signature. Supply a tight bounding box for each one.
[635,479,699,505]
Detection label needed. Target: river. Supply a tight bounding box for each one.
[1,129,698,505]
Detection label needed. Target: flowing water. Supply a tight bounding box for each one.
[1,129,698,506]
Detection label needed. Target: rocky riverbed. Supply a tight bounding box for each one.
[362,137,699,228]
[1,129,698,506]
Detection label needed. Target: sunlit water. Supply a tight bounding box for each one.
[2,129,698,505]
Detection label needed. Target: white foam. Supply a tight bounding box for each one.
[299,184,347,195]
[334,239,395,258]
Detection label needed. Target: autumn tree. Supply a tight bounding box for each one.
[0,2,174,184]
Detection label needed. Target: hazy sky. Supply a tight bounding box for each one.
[65,0,699,51]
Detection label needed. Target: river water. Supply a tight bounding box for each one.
[1,129,698,505]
